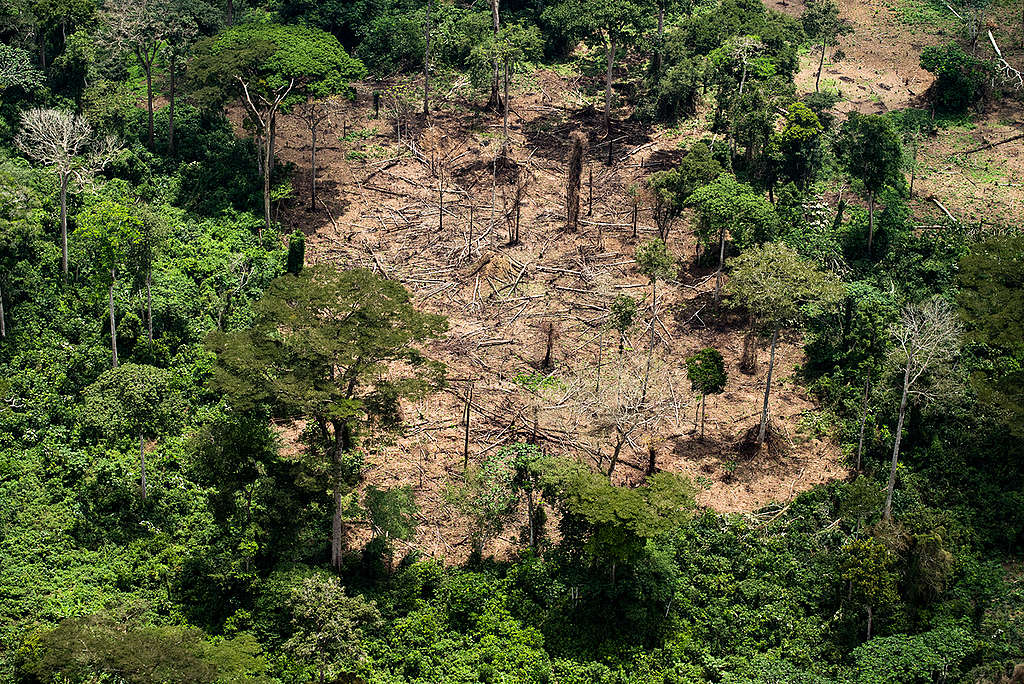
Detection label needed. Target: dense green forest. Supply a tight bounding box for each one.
[1,0,1023,681]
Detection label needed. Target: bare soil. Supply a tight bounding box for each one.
[236,67,852,562]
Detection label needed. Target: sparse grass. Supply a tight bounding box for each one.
[340,126,380,143]
[512,372,565,393]
[890,0,957,31]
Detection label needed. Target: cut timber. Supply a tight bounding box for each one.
[930,196,958,223]
[965,133,1024,154]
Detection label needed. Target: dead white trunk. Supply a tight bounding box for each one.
[109,268,118,368]
[883,359,912,521]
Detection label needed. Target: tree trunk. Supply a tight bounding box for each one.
[883,359,911,521]
[488,0,502,109]
[757,325,780,445]
[608,436,624,480]
[647,444,657,475]
[640,279,657,405]
[226,0,234,26]
[855,370,870,471]
[145,267,153,342]
[109,268,118,368]
[168,53,176,154]
[143,60,154,149]
[816,36,826,92]
[866,604,873,640]
[867,191,875,256]
[700,394,707,440]
[502,56,510,150]
[604,34,616,130]
[59,175,69,275]
[653,4,665,76]
[714,224,726,304]
[423,0,431,117]
[139,431,147,499]
[262,131,272,237]
[310,119,318,210]
[330,420,351,569]
[0,281,6,338]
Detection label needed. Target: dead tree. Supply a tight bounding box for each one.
[297,98,333,210]
[566,131,586,232]
[883,298,961,521]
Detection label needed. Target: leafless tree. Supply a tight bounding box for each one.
[297,98,335,210]
[16,109,120,275]
[882,297,962,521]
[566,132,586,232]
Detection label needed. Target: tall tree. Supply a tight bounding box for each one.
[207,266,447,569]
[100,0,163,149]
[635,238,676,404]
[187,23,366,235]
[882,297,961,521]
[472,21,542,150]
[837,113,903,256]
[688,173,779,303]
[74,198,145,368]
[544,0,653,129]
[15,108,119,275]
[686,347,726,439]
[726,242,843,444]
[82,363,184,499]
[801,0,852,93]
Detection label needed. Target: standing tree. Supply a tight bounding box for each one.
[160,0,218,154]
[100,0,164,149]
[15,109,119,275]
[688,173,779,303]
[187,23,366,235]
[82,363,184,499]
[472,21,543,150]
[610,293,638,354]
[74,199,145,368]
[801,0,852,93]
[635,238,676,401]
[686,347,726,439]
[837,113,903,256]
[882,297,961,521]
[544,0,653,129]
[207,266,447,569]
[726,242,843,445]
[285,574,382,683]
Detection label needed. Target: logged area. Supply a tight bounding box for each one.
[2,0,1024,681]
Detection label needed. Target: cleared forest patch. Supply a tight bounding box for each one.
[239,70,851,562]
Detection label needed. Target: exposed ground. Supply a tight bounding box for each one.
[223,0,1024,561]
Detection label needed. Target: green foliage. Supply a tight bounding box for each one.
[284,573,381,680]
[726,241,844,329]
[187,23,366,110]
[686,347,727,396]
[81,363,185,442]
[634,238,676,282]
[285,230,304,275]
[18,611,276,683]
[207,265,447,433]
[365,485,418,543]
[837,113,904,197]
[688,173,780,253]
[958,235,1024,435]
[920,43,991,114]
[849,624,973,683]
[74,198,145,277]
[610,294,639,339]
